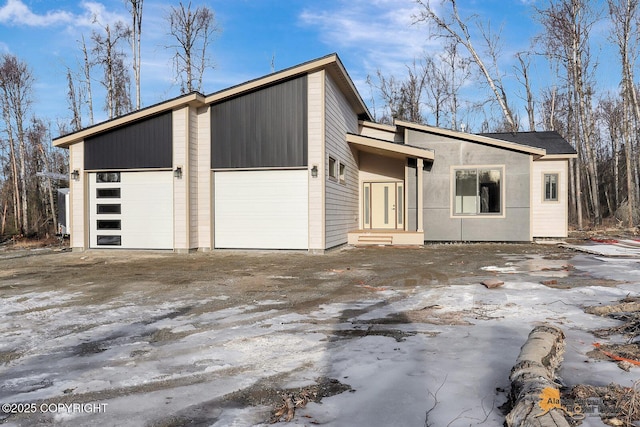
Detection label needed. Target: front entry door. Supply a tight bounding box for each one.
[364,182,404,230]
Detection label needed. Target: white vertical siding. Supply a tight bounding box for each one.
[69,142,85,249]
[173,107,189,250]
[307,71,325,250]
[532,160,569,237]
[196,105,211,250]
[324,73,359,249]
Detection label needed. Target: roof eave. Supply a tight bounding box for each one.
[394,119,547,156]
[204,53,372,121]
[346,133,434,160]
[53,92,206,148]
[538,153,578,160]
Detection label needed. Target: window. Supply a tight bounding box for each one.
[96,188,121,198]
[454,167,502,215]
[97,235,121,246]
[339,162,346,184]
[96,172,120,183]
[544,173,558,201]
[328,156,337,180]
[97,204,121,214]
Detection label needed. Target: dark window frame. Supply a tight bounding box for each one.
[97,204,121,214]
[96,188,121,198]
[97,219,121,230]
[96,235,122,246]
[96,172,121,183]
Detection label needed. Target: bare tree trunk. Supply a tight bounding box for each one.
[505,325,569,427]
[81,35,94,125]
[38,144,57,232]
[127,0,143,110]
[66,68,82,131]
[515,52,536,131]
[1,200,7,236]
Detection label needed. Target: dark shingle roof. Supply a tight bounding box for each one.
[478,131,576,155]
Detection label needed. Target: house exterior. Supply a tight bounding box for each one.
[53,54,576,252]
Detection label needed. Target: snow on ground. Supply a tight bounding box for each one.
[1,254,639,426]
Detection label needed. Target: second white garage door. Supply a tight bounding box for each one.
[214,170,309,249]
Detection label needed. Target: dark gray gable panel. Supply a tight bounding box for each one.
[84,112,172,170]
[211,76,307,168]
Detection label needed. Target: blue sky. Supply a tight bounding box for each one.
[0,0,615,132]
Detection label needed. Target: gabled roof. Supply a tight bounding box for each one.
[479,131,577,157]
[53,53,371,148]
[394,120,547,156]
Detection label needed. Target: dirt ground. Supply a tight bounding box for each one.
[0,242,635,426]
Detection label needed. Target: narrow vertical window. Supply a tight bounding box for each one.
[544,173,558,201]
[339,163,346,184]
[364,184,370,227]
[397,184,403,226]
[383,186,389,224]
[329,156,337,179]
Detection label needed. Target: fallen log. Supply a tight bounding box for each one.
[505,324,571,427]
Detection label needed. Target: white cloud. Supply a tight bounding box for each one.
[299,0,440,77]
[0,0,73,27]
[0,0,127,28]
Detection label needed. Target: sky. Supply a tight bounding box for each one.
[0,0,617,133]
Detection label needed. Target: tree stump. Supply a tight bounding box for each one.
[505,324,570,427]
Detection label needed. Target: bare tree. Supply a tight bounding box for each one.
[166,1,219,94]
[0,54,33,234]
[514,52,536,131]
[66,67,82,132]
[367,71,407,125]
[92,20,132,119]
[126,0,143,110]
[80,35,95,125]
[367,60,428,125]
[608,0,640,226]
[413,0,518,132]
[423,55,449,127]
[440,41,472,130]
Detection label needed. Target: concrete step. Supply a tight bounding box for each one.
[357,234,394,245]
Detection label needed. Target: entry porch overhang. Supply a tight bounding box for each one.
[346,133,434,161]
[347,133,429,247]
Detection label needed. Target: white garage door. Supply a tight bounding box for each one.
[89,171,173,249]
[214,170,308,249]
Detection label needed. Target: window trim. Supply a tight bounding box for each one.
[543,172,560,203]
[328,156,337,181]
[339,162,346,184]
[450,165,505,218]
